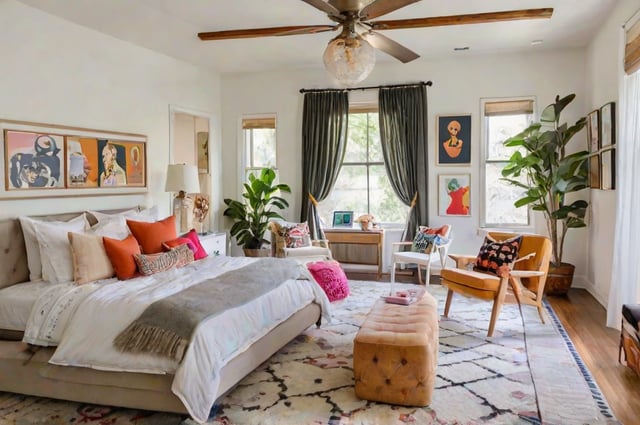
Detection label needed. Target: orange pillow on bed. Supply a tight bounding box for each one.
[103,234,141,280]
[127,215,177,254]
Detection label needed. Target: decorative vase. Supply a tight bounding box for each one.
[359,221,371,231]
[545,262,575,295]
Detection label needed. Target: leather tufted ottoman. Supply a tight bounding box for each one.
[353,291,438,406]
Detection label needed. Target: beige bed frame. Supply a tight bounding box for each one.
[0,211,322,416]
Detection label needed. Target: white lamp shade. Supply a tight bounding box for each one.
[323,33,376,86]
[165,164,201,193]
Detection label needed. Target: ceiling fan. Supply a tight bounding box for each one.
[198,0,553,84]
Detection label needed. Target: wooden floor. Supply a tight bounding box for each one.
[346,271,640,425]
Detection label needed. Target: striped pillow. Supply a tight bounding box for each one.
[134,244,194,276]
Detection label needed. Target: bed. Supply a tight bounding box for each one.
[0,209,330,423]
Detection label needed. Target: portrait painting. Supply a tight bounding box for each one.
[96,139,146,187]
[4,130,65,190]
[66,137,99,188]
[438,174,471,216]
[437,114,471,165]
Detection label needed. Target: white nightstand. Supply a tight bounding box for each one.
[199,232,227,256]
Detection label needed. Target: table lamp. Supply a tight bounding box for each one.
[165,164,200,232]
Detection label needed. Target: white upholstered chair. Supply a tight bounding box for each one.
[390,225,452,286]
[268,221,332,260]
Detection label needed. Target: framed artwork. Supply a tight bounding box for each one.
[96,139,146,187]
[438,174,471,216]
[437,114,471,165]
[601,148,616,190]
[600,102,616,148]
[197,131,209,174]
[332,210,354,228]
[1,119,147,199]
[589,154,600,189]
[587,109,600,152]
[4,130,66,190]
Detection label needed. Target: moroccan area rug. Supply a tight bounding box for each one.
[0,280,619,425]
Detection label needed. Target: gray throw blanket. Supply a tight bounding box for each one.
[114,258,306,362]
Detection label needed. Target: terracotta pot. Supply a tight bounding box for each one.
[359,221,371,231]
[243,248,270,257]
[545,262,575,295]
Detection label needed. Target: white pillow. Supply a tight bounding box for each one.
[88,215,130,240]
[89,206,158,223]
[19,214,88,282]
[34,217,89,284]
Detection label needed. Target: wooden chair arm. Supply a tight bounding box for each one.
[311,239,329,249]
[509,270,545,278]
[448,254,476,269]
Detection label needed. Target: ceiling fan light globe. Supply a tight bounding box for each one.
[323,35,375,86]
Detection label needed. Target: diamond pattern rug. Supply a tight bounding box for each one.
[0,281,619,424]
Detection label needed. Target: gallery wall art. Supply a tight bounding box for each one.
[1,119,147,199]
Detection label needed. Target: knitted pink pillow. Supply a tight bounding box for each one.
[307,260,349,302]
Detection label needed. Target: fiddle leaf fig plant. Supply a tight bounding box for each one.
[223,168,291,250]
[501,94,589,266]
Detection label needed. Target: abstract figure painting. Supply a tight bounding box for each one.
[437,114,471,165]
[4,130,65,190]
[439,174,471,216]
[587,109,600,152]
[1,119,147,198]
[600,102,616,148]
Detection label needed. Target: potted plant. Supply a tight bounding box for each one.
[501,94,589,295]
[223,168,291,257]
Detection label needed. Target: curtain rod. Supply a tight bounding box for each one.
[299,80,432,93]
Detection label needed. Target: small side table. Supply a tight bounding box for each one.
[199,232,227,256]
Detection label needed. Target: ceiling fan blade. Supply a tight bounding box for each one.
[302,0,341,16]
[360,0,422,20]
[361,31,419,63]
[369,8,553,30]
[198,25,336,41]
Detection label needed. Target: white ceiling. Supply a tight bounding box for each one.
[18,0,617,75]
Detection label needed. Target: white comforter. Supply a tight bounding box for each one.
[23,256,331,423]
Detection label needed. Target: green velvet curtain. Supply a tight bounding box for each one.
[300,90,349,239]
[378,85,429,241]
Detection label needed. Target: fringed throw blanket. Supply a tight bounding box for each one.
[114,258,306,361]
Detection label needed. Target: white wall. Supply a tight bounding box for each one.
[584,0,639,305]
[0,1,222,229]
[220,49,591,279]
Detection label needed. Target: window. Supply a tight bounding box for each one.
[242,116,276,181]
[481,98,534,227]
[317,110,408,226]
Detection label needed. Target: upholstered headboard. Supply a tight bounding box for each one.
[0,209,135,288]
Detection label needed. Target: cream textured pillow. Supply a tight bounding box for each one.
[19,214,88,282]
[34,217,89,284]
[68,232,115,285]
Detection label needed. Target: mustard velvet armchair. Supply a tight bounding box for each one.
[440,232,552,337]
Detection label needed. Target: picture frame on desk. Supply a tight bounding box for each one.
[332,210,354,228]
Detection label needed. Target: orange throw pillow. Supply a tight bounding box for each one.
[127,215,177,254]
[103,234,141,280]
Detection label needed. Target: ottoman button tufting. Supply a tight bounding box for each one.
[353,291,438,407]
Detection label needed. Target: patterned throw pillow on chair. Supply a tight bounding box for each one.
[411,232,437,253]
[474,234,523,275]
[277,222,311,249]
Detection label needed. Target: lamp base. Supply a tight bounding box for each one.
[173,195,194,233]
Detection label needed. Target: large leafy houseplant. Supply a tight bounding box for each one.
[501,94,589,268]
[223,168,291,253]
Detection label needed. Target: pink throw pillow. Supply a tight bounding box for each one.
[307,260,349,302]
[180,229,208,260]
